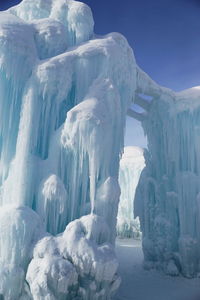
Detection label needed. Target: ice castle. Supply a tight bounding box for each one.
[0,0,200,298]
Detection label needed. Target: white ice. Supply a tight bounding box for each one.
[117,146,145,238]
[27,214,120,300]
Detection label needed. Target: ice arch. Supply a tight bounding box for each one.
[133,69,200,278]
[126,63,200,278]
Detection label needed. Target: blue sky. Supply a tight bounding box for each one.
[1,0,200,147]
[85,0,200,92]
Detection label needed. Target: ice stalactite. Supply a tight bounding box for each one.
[36,174,68,235]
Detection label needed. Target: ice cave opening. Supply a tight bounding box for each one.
[116,90,152,240]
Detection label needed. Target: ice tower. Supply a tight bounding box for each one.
[0,0,136,298]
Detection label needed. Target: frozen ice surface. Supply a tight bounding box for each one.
[117,147,145,238]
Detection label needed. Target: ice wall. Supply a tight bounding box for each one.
[117,146,145,238]
[0,0,136,298]
[135,74,200,277]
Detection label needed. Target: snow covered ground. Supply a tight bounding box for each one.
[115,239,200,300]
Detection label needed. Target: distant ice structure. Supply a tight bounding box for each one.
[117,147,145,238]
[0,0,135,298]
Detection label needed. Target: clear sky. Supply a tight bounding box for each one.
[1,0,200,147]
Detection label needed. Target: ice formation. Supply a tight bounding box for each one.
[0,0,135,298]
[0,205,45,299]
[117,146,145,238]
[27,214,120,300]
[134,73,200,277]
[1,0,200,297]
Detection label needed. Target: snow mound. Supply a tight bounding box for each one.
[27,214,120,300]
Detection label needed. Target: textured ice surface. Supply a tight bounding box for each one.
[27,214,120,300]
[117,147,145,238]
[9,0,94,47]
[0,0,135,298]
[0,205,45,299]
[36,174,68,235]
[0,0,135,225]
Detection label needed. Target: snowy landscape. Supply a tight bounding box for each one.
[115,239,200,300]
[0,0,200,299]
